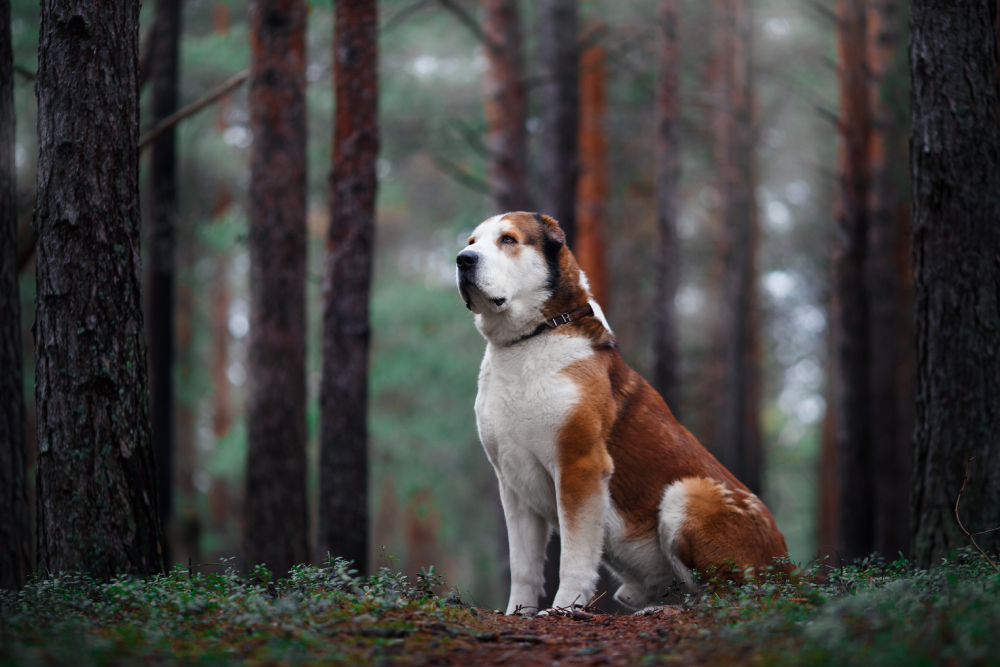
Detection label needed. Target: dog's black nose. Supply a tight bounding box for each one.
[456,250,479,269]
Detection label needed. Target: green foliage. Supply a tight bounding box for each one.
[681,548,1000,666]
[0,556,454,666]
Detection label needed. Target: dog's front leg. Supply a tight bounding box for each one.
[549,459,611,610]
[499,482,549,615]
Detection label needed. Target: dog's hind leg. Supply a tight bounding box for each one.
[499,482,549,615]
[657,480,695,591]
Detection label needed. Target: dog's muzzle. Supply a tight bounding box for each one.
[456,250,481,309]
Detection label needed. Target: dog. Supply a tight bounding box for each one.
[456,212,792,614]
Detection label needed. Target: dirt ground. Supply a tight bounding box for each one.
[361,606,710,666]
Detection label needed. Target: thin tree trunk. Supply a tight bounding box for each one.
[174,279,201,568]
[713,0,761,494]
[211,255,232,439]
[816,367,839,556]
[0,0,30,590]
[481,0,531,214]
[575,43,608,308]
[651,0,681,413]
[34,0,163,578]
[318,0,379,574]
[147,0,183,567]
[244,0,309,577]
[833,0,873,560]
[536,0,578,248]
[909,0,1000,567]
[866,0,909,560]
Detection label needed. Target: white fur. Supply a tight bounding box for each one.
[476,332,596,613]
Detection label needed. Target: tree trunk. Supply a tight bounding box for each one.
[536,0,578,248]
[318,0,379,574]
[481,0,531,215]
[211,255,232,439]
[712,0,761,494]
[146,0,183,567]
[575,43,608,309]
[244,0,309,577]
[816,369,839,556]
[0,0,30,590]
[34,0,163,578]
[833,0,873,560]
[651,0,681,414]
[909,0,1000,567]
[866,0,910,560]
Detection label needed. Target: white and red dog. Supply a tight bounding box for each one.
[457,212,791,615]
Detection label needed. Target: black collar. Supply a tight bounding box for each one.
[507,304,595,347]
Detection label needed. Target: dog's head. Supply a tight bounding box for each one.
[456,212,598,343]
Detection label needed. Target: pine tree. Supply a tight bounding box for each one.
[909,0,1000,567]
[318,0,379,574]
[481,0,531,214]
[146,0,183,565]
[651,0,681,414]
[712,0,761,494]
[243,0,310,577]
[34,0,163,578]
[536,0,579,247]
[0,0,30,590]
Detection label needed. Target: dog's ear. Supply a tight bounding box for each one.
[534,213,566,246]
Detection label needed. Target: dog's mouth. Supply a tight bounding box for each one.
[459,279,507,313]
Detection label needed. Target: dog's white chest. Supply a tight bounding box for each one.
[475,335,593,521]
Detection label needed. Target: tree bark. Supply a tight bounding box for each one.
[909,0,1000,567]
[536,0,578,248]
[575,43,608,309]
[481,0,531,214]
[34,0,163,579]
[816,369,840,556]
[0,0,30,590]
[318,0,379,574]
[244,0,309,577]
[866,0,910,560]
[833,0,873,560]
[651,0,681,414]
[712,0,761,494]
[146,0,183,567]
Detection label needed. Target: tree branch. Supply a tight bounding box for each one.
[13,64,35,81]
[433,0,497,52]
[139,69,250,150]
[449,119,490,158]
[432,155,490,195]
[954,457,1000,572]
[381,0,434,33]
[804,0,837,25]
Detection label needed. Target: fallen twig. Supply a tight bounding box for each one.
[954,456,1000,572]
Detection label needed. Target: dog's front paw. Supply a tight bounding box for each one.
[504,603,539,616]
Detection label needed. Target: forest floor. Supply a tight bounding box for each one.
[3,550,1000,666]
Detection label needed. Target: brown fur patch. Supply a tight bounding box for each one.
[673,477,790,578]
[556,354,616,532]
[560,346,790,579]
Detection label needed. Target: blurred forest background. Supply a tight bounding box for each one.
[6,0,915,608]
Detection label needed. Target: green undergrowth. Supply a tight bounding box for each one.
[0,557,468,666]
[684,547,1000,666]
[2,549,999,666]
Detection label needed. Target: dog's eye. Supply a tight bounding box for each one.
[501,235,516,245]
[468,238,475,245]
